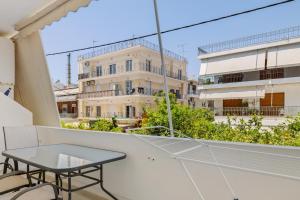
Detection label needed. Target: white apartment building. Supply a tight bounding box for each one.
[198,26,300,116]
[187,79,202,109]
[77,39,188,122]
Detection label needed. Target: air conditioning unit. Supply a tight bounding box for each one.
[84,61,90,67]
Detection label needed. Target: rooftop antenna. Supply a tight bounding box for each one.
[67,53,71,86]
[92,40,97,55]
[177,43,187,57]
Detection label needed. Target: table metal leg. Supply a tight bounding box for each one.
[68,172,72,200]
[26,164,32,186]
[3,157,9,174]
[13,159,19,171]
[99,165,118,200]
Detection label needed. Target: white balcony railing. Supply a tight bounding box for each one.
[3,126,300,200]
[78,63,187,81]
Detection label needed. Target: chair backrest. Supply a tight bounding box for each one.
[0,127,6,162]
[3,126,39,150]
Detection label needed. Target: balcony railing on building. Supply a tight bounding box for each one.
[80,112,143,119]
[78,87,183,100]
[198,25,300,55]
[78,38,186,62]
[209,106,300,117]
[199,67,300,86]
[78,63,187,81]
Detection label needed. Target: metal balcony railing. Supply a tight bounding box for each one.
[198,25,300,55]
[77,88,177,99]
[210,106,300,117]
[198,67,300,86]
[78,38,187,62]
[80,112,144,119]
[78,63,187,81]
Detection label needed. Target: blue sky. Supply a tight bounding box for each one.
[42,0,300,84]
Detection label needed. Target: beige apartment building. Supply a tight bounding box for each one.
[77,39,188,122]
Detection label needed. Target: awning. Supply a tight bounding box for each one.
[1,0,92,37]
[200,88,265,100]
[56,95,77,102]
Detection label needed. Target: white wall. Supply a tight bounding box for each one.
[14,31,59,126]
[0,37,14,98]
[35,126,300,200]
[0,93,32,160]
[0,93,32,127]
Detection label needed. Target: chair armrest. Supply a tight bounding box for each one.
[10,183,60,200]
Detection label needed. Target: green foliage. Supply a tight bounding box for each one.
[140,93,300,147]
[90,118,123,132]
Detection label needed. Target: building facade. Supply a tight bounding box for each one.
[187,79,202,109]
[198,26,300,116]
[54,86,79,119]
[77,39,188,122]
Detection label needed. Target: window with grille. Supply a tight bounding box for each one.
[260,68,284,80]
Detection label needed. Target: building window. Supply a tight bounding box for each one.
[96,66,102,76]
[126,60,132,72]
[109,64,116,74]
[96,106,101,117]
[86,106,91,117]
[178,69,182,80]
[125,80,133,95]
[175,90,181,99]
[260,68,284,80]
[126,106,136,118]
[146,59,151,72]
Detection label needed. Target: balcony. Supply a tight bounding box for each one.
[78,88,184,100]
[199,67,300,90]
[2,126,300,200]
[78,38,186,62]
[210,106,300,117]
[78,63,187,81]
[198,25,300,55]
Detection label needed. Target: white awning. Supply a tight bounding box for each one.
[56,95,77,102]
[200,88,265,100]
[1,0,92,37]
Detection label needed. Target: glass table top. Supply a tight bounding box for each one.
[2,144,126,172]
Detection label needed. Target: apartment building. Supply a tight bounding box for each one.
[198,26,300,117]
[53,82,79,119]
[77,39,188,122]
[187,79,202,109]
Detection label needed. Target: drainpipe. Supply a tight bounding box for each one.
[153,0,174,137]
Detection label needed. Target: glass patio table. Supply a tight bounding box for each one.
[2,143,126,200]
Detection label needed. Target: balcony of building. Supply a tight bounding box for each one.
[198,25,300,55]
[208,106,300,117]
[78,87,184,100]
[78,62,187,82]
[78,38,186,62]
[198,66,300,90]
[2,125,300,200]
